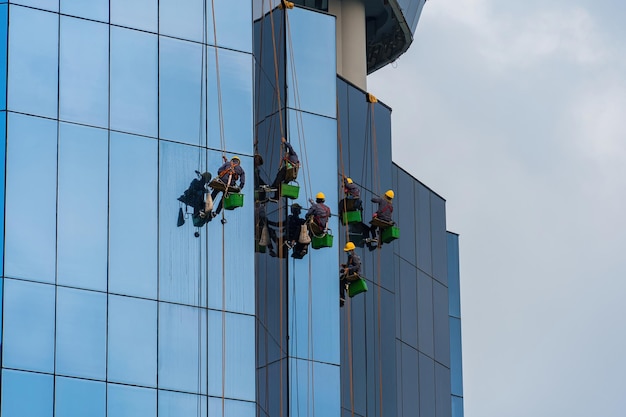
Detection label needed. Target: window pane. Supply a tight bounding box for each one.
[55,377,106,417]
[111,0,157,33]
[433,280,450,367]
[286,8,336,118]
[60,0,108,22]
[1,369,53,417]
[450,317,463,396]
[4,114,57,283]
[431,194,448,285]
[416,184,432,274]
[60,17,109,127]
[108,295,157,387]
[0,112,5,274]
[159,36,202,143]
[158,390,206,417]
[290,359,340,417]
[2,279,55,372]
[109,132,158,299]
[399,259,418,349]
[447,232,461,317]
[108,384,157,417]
[158,302,207,394]
[56,287,107,380]
[10,0,58,11]
[57,123,108,291]
[417,271,434,357]
[110,26,157,137]
[8,6,58,118]
[225,313,255,401]
[418,353,435,417]
[400,343,419,416]
[435,362,452,417]
[0,5,7,110]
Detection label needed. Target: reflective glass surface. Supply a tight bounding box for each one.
[399,259,417,348]
[2,279,55,373]
[107,384,157,417]
[61,0,108,22]
[0,5,7,110]
[0,112,5,275]
[286,8,336,118]
[290,359,340,417]
[56,287,107,379]
[55,376,106,417]
[450,317,463,396]
[109,132,158,299]
[431,195,448,285]
[396,167,417,265]
[110,0,157,33]
[1,369,53,417]
[4,114,57,282]
[158,302,207,394]
[452,395,465,417]
[59,17,109,127]
[160,0,252,53]
[158,390,207,417]
[8,6,58,118]
[447,233,461,318]
[108,295,157,387]
[417,271,434,357]
[110,26,158,137]
[418,353,435,417]
[435,362,452,417]
[10,0,58,12]
[400,342,419,417]
[416,183,432,274]
[57,123,108,291]
[433,280,450,367]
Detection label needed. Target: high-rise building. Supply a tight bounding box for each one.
[0,1,462,416]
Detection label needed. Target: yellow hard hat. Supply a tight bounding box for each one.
[384,189,394,200]
[346,177,353,184]
[344,242,355,251]
[231,156,241,162]
[316,192,325,200]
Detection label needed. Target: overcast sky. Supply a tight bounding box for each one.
[369,1,626,416]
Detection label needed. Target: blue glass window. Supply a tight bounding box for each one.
[10,0,58,12]
[399,259,418,348]
[56,287,107,380]
[2,279,55,372]
[60,17,108,127]
[416,184,432,274]
[400,343,419,416]
[55,377,106,417]
[57,123,108,291]
[417,271,434,357]
[290,359,340,417]
[108,384,157,417]
[286,8,336,118]
[110,26,158,137]
[159,36,202,143]
[0,5,7,110]
[418,353,435,417]
[450,317,463,396]
[433,280,450,367]
[8,6,58,118]
[224,313,255,401]
[109,132,158,299]
[447,232,461,317]
[435,362,452,417]
[4,114,57,283]
[158,390,206,417]
[0,112,5,275]
[0,369,53,417]
[159,0,204,43]
[111,0,157,33]
[158,302,207,394]
[108,295,157,387]
[61,0,108,22]
[431,194,448,285]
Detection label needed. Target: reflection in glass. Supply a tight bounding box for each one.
[60,17,109,127]
[2,279,55,373]
[8,6,58,118]
[56,287,107,380]
[0,112,5,275]
[61,0,108,22]
[1,369,53,417]
[108,384,157,417]
[108,295,157,387]
[57,123,108,291]
[400,343,419,416]
[290,359,340,417]
[109,132,158,299]
[55,377,106,417]
[110,26,157,137]
[111,0,157,33]
[4,114,57,283]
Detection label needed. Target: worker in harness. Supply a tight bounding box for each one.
[340,241,361,307]
[254,153,272,202]
[208,156,246,219]
[286,203,309,259]
[306,192,331,235]
[367,189,394,248]
[339,176,362,215]
[177,171,212,226]
[271,137,299,200]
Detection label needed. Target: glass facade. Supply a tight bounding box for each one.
[1,2,254,416]
[1,2,461,417]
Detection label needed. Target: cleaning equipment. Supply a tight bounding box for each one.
[223,193,244,210]
[381,225,400,243]
[280,181,300,199]
[311,230,333,249]
[348,278,368,297]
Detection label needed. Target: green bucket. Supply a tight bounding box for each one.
[381,226,400,243]
[349,278,368,297]
[341,210,362,225]
[311,233,333,249]
[223,193,244,210]
[280,182,300,199]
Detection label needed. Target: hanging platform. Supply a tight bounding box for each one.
[223,193,244,210]
[311,232,333,249]
[381,226,400,243]
[349,278,368,297]
[341,210,362,225]
[280,182,300,199]
[370,217,395,228]
[209,178,240,193]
